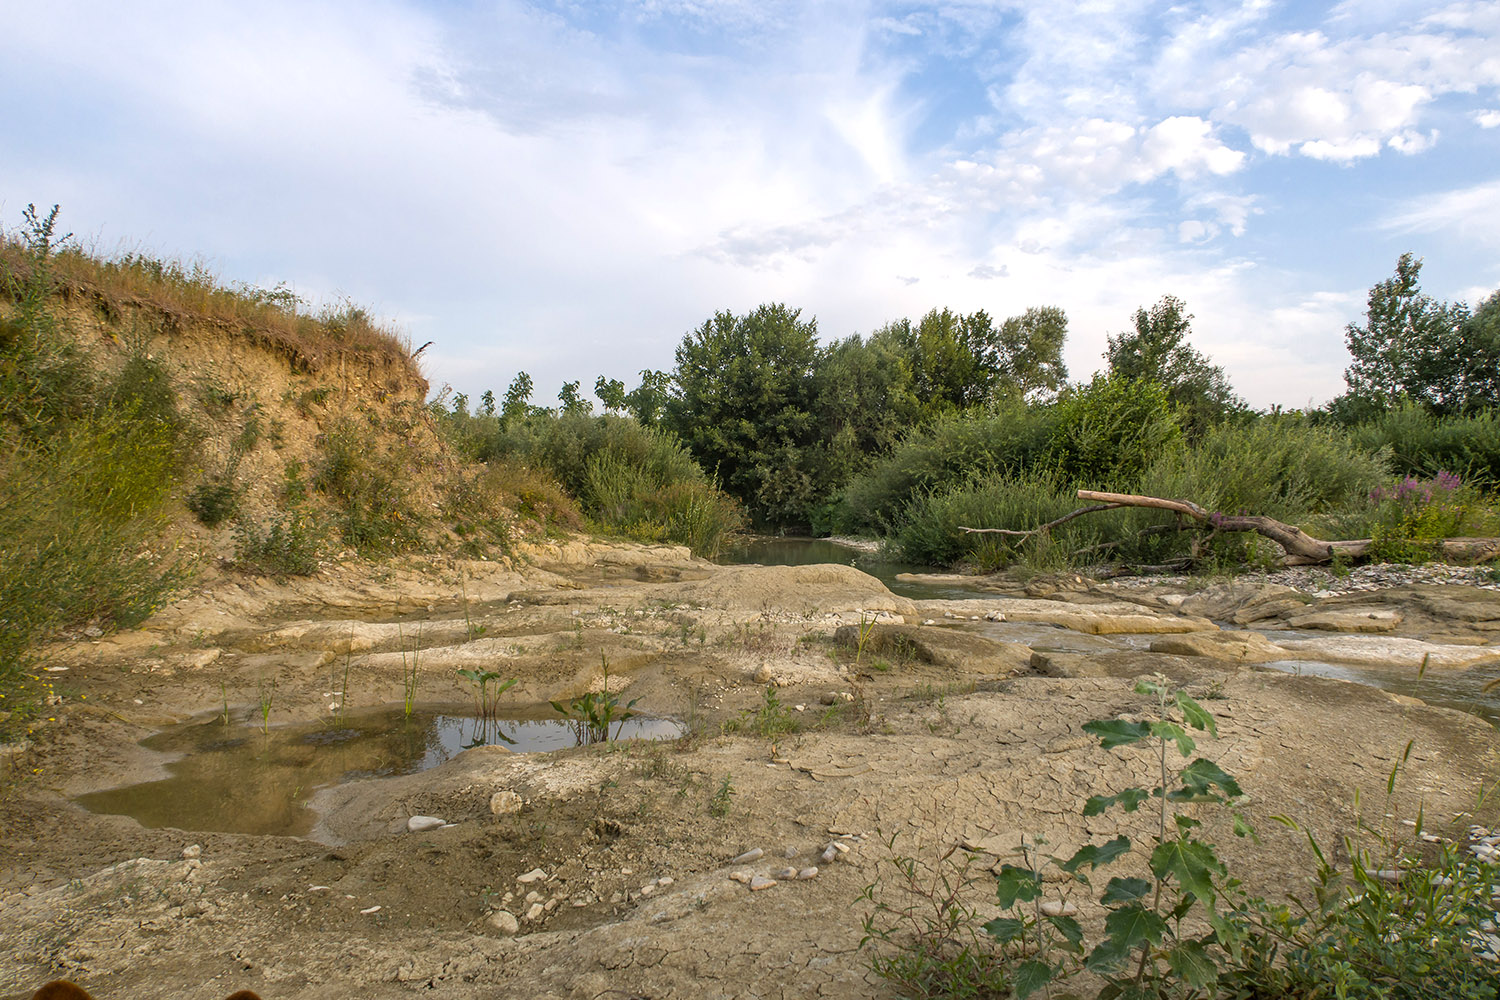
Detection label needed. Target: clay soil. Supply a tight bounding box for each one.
[3,542,1500,1000]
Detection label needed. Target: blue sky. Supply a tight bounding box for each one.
[3,0,1497,409]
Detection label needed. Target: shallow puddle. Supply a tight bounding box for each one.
[76,706,684,837]
[1257,660,1500,727]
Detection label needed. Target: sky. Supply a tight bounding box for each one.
[2,0,1498,410]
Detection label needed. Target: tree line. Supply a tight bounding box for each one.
[441,254,1499,533]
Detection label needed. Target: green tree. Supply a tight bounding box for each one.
[624,370,671,427]
[1106,295,1240,436]
[668,303,821,526]
[1048,374,1183,487]
[997,306,1070,400]
[872,307,1000,415]
[1343,255,1497,415]
[558,380,593,416]
[501,371,533,424]
[594,376,627,413]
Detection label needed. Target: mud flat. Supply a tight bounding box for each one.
[3,545,1499,998]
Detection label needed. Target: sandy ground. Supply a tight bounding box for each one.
[3,543,1499,999]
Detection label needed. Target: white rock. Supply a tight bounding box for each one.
[487,910,519,935]
[524,903,544,921]
[181,844,202,860]
[729,871,752,884]
[517,868,547,884]
[749,876,778,891]
[771,867,798,879]
[489,790,523,815]
[797,867,819,880]
[1040,900,1078,917]
[407,816,446,833]
[657,876,674,886]
[360,905,382,915]
[730,848,763,864]
[821,846,839,864]
[640,884,656,896]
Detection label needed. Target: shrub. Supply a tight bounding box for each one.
[834,403,1059,536]
[1046,374,1183,488]
[1352,404,1500,489]
[886,471,1093,570]
[1140,415,1389,522]
[186,479,240,527]
[233,508,324,577]
[1361,472,1500,563]
[313,419,426,555]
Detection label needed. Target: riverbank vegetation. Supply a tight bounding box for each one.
[440,250,1498,574]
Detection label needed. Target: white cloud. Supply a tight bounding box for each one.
[1383,180,1500,249]
[1141,116,1245,177]
[1474,109,1500,128]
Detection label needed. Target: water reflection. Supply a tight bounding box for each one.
[716,536,978,599]
[76,707,683,837]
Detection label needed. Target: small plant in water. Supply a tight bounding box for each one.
[256,676,276,734]
[399,623,421,719]
[551,651,639,745]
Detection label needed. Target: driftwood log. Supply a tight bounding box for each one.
[959,489,1500,567]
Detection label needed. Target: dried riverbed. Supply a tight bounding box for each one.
[2,542,1499,999]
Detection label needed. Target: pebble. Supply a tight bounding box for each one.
[181,844,202,860]
[782,846,799,858]
[487,909,520,935]
[1373,870,1401,883]
[832,841,850,853]
[821,845,839,864]
[524,903,544,921]
[729,871,752,884]
[730,848,764,865]
[407,816,446,833]
[525,890,542,904]
[517,868,548,884]
[797,867,819,880]
[640,884,656,896]
[749,876,777,891]
[360,905,381,915]
[771,867,799,879]
[1040,900,1078,917]
[657,876,674,886]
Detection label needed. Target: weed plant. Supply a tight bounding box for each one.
[314,419,426,555]
[550,652,639,745]
[398,624,421,719]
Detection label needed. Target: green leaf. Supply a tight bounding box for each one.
[1012,959,1055,1000]
[1173,814,1202,833]
[1101,876,1153,905]
[1085,934,1134,973]
[1175,691,1217,736]
[1150,720,1195,757]
[995,864,1042,908]
[1045,913,1084,948]
[1083,719,1151,748]
[1166,940,1219,990]
[1150,838,1224,908]
[981,916,1026,943]
[1103,903,1169,949]
[1175,757,1244,800]
[1232,811,1256,839]
[1083,787,1149,816]
[1062,835,1131,873]
[1133,679,1166,698]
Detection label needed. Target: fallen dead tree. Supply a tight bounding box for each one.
[959,489,1500,567]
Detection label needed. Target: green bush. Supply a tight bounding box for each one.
[1046,373,1183,488]
[186,479,240,526]
[233,508,324,577]
[1140,415,1389,522]
[1352,405,1500,488]
[887,472,1098,570]
[834,403,1059,536]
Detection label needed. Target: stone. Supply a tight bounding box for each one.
[1148,630,1285,663]
[640,884,656,896]
[1270,636,1500,669]
[487,909,520,935]
[657,876,674,886]
[834,623,1031,676]
[729,871,752,884]
[1040,900,1078,917]
[489,790,523,815]
[180,844,202,860]
[524,902,544,921]
[360,905,381,915]
[517,868,547,884]
[821,845,839,864]
[797,867,819,880]
[729,848,763,864]
[1285,609,1402,633]
[771,867,798,879]
[749,876,778,891]
[407,815,445,833]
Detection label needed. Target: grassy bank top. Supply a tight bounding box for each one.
[0,232,416,378]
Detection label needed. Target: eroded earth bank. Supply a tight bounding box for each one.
[4,542,1500,999]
